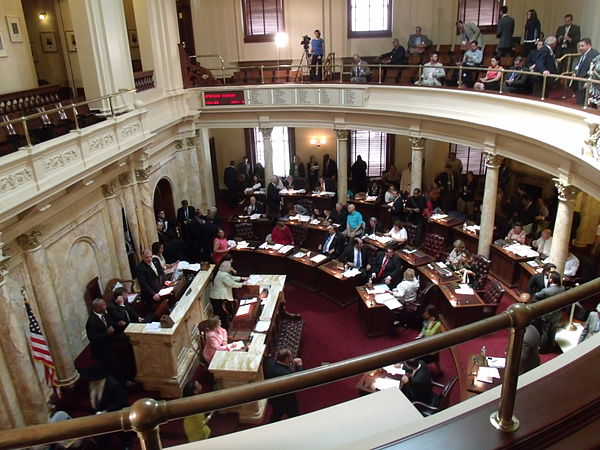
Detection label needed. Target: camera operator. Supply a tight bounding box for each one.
[309,30,324,81]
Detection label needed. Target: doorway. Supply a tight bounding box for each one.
[153,178,176,221]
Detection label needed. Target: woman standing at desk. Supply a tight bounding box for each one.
[416,305,443,376]
[209,260,247,329]
[212,229,230,265]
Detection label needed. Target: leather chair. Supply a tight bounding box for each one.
[85,277,102,303]
[234,222,255,241]
[419,233,446,260]
[404,222,419,247]
[412,376,458,417]
[470,254,491,289]
[104,278,135,298]
[290,224,307,247]
[477,278,505,315]
[401,280,435,330]
[298,198,313,213]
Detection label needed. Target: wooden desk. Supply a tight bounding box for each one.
[317,260,361,307]
[254,245,294,274]
[396,248,436,268]
[356,366,404,394]
[285,250,328,292]
[229,246,256,276]
[281,191,336,213]
[466,353,504,394]
[435,283,486,329]
[517,261,539,293]
[453,226,479,255]
[417,264,461,286]
[356,285,395,337]
[285,220,329,252]
[125,266,215,398]
[350,198,378,222]
[210,275,286,424]
[426,216,464,249]
[489,244,536,288]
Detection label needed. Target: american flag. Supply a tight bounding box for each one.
[26,301,56,386]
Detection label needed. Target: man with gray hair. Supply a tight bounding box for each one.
[351,54,370,83]
[533,36,558,97]
[267,176,281,216]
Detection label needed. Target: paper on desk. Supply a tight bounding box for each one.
[367,284,388,295]
[227,341,245,351]
[236,241,250,249]
[272,244,283,250]
[320,191,335,196]
[310,219,321,225]
[375,293,395,303]
[240,298,258,306]
[254,320,271,333]
[178,261,200,272]
[373,377,401,391]
[403,248,417,254]
[486,357,506,368]
[477,366,500,382]
[236,304,252,316]
[158,286,174,296]
[342,268,361,278]
[382,298,402,310]
[299,215,310,223]
[383,364,406,376]
[250,213,262,220]
[310,254,327,263]
[293,252,306,258]
[253,183,262,190]
[431,214,448,220]
[144,322,161,332]
[454,284,474,295]
[279,245,294,254]
[365,195,378,202]
[436,262,447,268]
[246,275,262,284]
[527,260,539,267]
[127,293,138,304]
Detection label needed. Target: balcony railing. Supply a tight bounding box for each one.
[134,70,156,92]
[0,278,597,449]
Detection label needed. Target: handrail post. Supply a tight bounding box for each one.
[128,398,166,450]
[584,78,591,109]
[72,105,80,130]
[418,64,423,84]
[458,66,463,88]
[339,64,343,83]
[541,74,548,100]
[108,95,115,117]
[260,65,264,84]
[490,303,534,432]
[22,117,32,147]
[499,69,505,94]
[378,64,382,84]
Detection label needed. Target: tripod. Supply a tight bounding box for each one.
[294,47,311,82]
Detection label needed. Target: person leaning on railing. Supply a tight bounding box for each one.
[532,36,559,97]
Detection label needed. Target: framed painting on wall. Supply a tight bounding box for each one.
[0,31,7,57]
[128,29,139,47]
[66,31,77,52]
[6,16,23,42]
[41,31,57,53]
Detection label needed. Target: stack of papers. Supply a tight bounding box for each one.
[236,241,250,249]
[144,322,161,332]
[403,248,417,254]
[454,284,474,295]
[293,251,306,258]
[368,235,393,244]
[374,292,395,303]
[250,213,262,220]
[310,254,327,263]
[367,284,388,295]
[465,224,480,233]
[178,261,200,272]
[158,286,174,296]
[486,357,506,368]
[246,275,262,284]
[436,262,447,268]
[375,294,402,310]
[254,320,271,333]
[236,304,252,316]
[310,219,321,225]
[240,298,258,306]
[365,195,378,202]
[431,214,448,220]
[279,245,294,254]
[342,268,362,278]
[259,242,284,250]
[373,377,401,391]
[476,366,501,383]
[227,341,245,351]
[318,191,336,196]
[383,364,405,376]
[505,243,539,258]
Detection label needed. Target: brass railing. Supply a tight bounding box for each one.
[190,54,226,84]
[0,278,598,449]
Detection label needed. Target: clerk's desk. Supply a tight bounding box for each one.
[209,274,286,424]
[125,265,215,398]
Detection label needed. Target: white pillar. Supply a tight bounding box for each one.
[409,137,424,192]
[176,137,204,208]
[102,182,132,279]
[196,128,216,209]
[335,129,349,203]
[548,180,579,275]
[478,153,503,258]
[69,0,134,113]
[134,167,158,248]
[119,171,144,257]
[260,127,274,184]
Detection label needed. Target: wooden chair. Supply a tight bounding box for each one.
[477,278,504,315]
[483,44,497,57]
[399,67,418,85]
[383,68,401,84]
[104,278,135,298]
[85,277,102,305]
[412,376,458,417]
[404,223,419,247]
[419,233,446,260]
[232,71,246,84]
[245,70,261,84]
[500,56,514,68]
[234,222,255,241]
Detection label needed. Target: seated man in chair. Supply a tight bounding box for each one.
[370,244,403,286]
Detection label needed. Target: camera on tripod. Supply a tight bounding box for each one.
[300,35,311,50]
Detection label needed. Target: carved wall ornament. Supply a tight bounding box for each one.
[43,149,79,171]
[135,166,153,182]
[259,127,273,138]
[101,182,118,198]
[583,121,600,160]
[118,172,133,187]
[0,168,34,194]
[333,129,349,140]
[553,179,580,202]
[408,137,425,149]
[175,139,183,149]
[16,230,43,251]
[185,137,196,147]
[483,152,504,169]
[0,235,9,284]
[88,133,115,152]
[121,121,141,138]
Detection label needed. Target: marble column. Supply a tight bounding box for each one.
[119,171,144,257]
[102,181,132,279]
[16,231,79,387]
[409,137,424,192]
[260,127,274,185]
[334,129,349,203]
[135,167,158,250]
[549,180,580,275]
[478,153,504,258]
[0,241,47,427]
[195,128,216,209]
[178,137,204,208]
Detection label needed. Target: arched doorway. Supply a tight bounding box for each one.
[153,178,176,221]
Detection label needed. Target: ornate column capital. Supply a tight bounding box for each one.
[185,136,197,147]
[259,127,273,139]
[135,166,152,182]
[0,235,9,285]
[483,152,504,169]
[118,171,133,187]
[583,120,600,160]
[333,129,349,140]
[101,181,117,198]
[175,139,184,150]
[553,179,580,202]
[409,137,425,150]
[16,230,43,251]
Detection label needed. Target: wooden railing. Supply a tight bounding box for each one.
[0,278,598,449]
[0,84,64,116]
[134,70,155,92]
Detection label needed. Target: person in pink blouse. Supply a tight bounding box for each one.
[212,229,230,264]
[506,222,527,244]
[474,57,503,91]
[203,315,228,364]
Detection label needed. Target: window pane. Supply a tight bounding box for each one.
[351,130,388,177]
[458,0,498,27]
[350,0,390,32]
[254,127,290,178]
[243,0,284,41]
[450,143,486,176]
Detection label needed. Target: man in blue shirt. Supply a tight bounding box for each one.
[344,203,364,238]
[310,30,324,81]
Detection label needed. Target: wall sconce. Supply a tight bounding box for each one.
[38,11,47,20]
[310,137,326,148]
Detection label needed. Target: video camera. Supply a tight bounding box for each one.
[300,35,311,50]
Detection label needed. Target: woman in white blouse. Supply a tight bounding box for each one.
[393,268,419,303]
[209,259,247,329]
[386,220,408,245]
[446,239,470,271]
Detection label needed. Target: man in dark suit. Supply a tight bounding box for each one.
[496,6,515,58]
[555,14,580,59]
[85,298,120,380]
[380,38,406,65]
[107,288,143,335]
[401,359,433,404]
[244,195,265,215]
[503,56,530,94]
[177,200,195,240]
[365,216,384,236]
[237,156,252,185]
[224,160,238,208]
[323,154,337,180]
[329,202,347,230]
[156,210,176,241]
[318,176,335,192]
[533,36,558,98]
[318,225,344,258]
[527,263,557,296]
[519,325,541,374]
[575,38,600,105]
[370,245,403,285]
[136,249,166,308]
[263,348,303,422]
[266,176,281,216]
[533,271,565,353]
[339,238,371,282]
